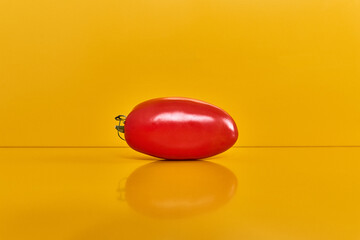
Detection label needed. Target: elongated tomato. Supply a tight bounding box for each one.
[115,97,238,159]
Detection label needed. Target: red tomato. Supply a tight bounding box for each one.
[115,97,238,159]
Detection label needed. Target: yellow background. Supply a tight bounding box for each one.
[1,0,360,147]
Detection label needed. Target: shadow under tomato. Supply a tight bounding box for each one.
[119,160,237,219]
[128,153,224,161]
[160,155,223,161]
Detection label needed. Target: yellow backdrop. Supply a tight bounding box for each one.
[1,0,360,147]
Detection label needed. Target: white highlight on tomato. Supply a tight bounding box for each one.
[153,112,215,123]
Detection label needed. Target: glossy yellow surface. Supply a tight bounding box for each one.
[1,147,359,240]
[1,0,360,146]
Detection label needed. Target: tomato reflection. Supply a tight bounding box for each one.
[123,160,237,218]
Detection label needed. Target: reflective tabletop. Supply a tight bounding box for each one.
[1,147,359,240]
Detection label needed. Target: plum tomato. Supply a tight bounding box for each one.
[115,97,238,159]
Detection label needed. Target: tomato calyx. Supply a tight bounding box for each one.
[115,115,127,140]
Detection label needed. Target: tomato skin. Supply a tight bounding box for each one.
[124,97,238,159]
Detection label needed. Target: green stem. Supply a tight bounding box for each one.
[115,115,127,141]
[115,125,125,133]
